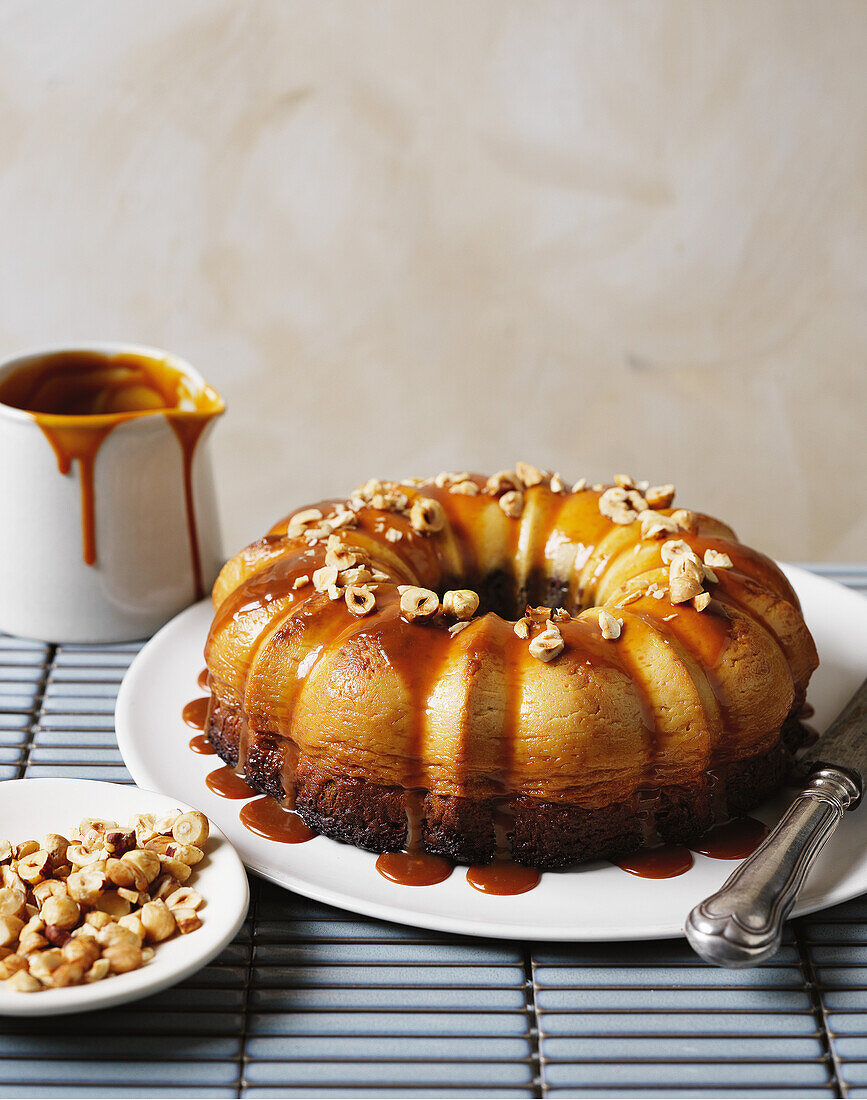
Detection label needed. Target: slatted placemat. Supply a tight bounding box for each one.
[0,564,864,1099]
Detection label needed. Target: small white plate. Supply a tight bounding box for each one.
[115,565,867,942]
[0,779,249,1016]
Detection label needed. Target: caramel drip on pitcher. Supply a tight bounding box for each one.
[0,350,223,597]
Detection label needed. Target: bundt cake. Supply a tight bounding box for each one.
[203,467,818,869]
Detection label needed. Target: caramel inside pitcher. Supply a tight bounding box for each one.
[0,350,224,598]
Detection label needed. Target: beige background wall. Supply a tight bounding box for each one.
[1,0,864,561]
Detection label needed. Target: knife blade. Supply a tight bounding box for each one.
[798,677,867,784]
[685,676,867,968]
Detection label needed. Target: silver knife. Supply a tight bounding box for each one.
[685,677,867,968]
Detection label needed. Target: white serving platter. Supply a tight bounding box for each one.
[115,565,867,941]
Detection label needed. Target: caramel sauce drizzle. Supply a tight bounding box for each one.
[375,851,453,887]
[615,845,694,879]
[691,816,768,860]
[182,697,210,730]
[240,796,315,844]
[466,862,540,895]
[0,350,223,597]
[206,764,256,799]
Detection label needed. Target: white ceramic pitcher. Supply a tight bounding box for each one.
[0,342,224,642]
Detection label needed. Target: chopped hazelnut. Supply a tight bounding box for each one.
[17,931,48,956]
[645,484,676,509]
[164,843,204,867]
[639,511,679,540]
[172,908,202,935]
[528,625,565,662]
[143,835,176,855]
[704,549,733,570]
[325,543,358,571]
[16,850,51,885]
[513,618,531,640]
[0,887,25,919]
[399,586,440,622]
[312,565,339,593]
[122,849,162,885]
[409,497,445,535]
[117,914,147,942]
[66,844,103,867]
[97,923,140,949]
[288,507,323,528]
[150,875,180,902]
[669,556,705,604]
[660,539,702,566]
[0,915,24,948]
[599,486,647,525]
[41,834,69,868]
[40,894,80,930]
[85,957,111,983]
[345,584,376,617]
[485,470,520,495]
[671,508,697,533]
[140,900,177,944]
[103,829,135,857]
[43,923,71,947]
[103,943,143,974]
[158,857,192,884]
[67,868,107,906]
[0,953,26,980]
[598,609,623,640]
[61,935,100,968]
[516,462,545,488]
[83,910,113,932]
[105,858,137,890]
[28,948,64,982]
[498,490,524,518]
[32,879,67,906]
[442,589,479,620]
[92,891,131,919]
[5,969,41,992]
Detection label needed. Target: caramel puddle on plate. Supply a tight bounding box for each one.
[240,796,315,843]
[466,862,541,895]
[375,851,453,887]
[615,846,694,879]
[182,697,210,730]
[691,817,769,860]
[206,765,256,800]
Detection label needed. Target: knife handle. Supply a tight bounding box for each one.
[685,765,862,968]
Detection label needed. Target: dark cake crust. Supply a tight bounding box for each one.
[208,698,805,869]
